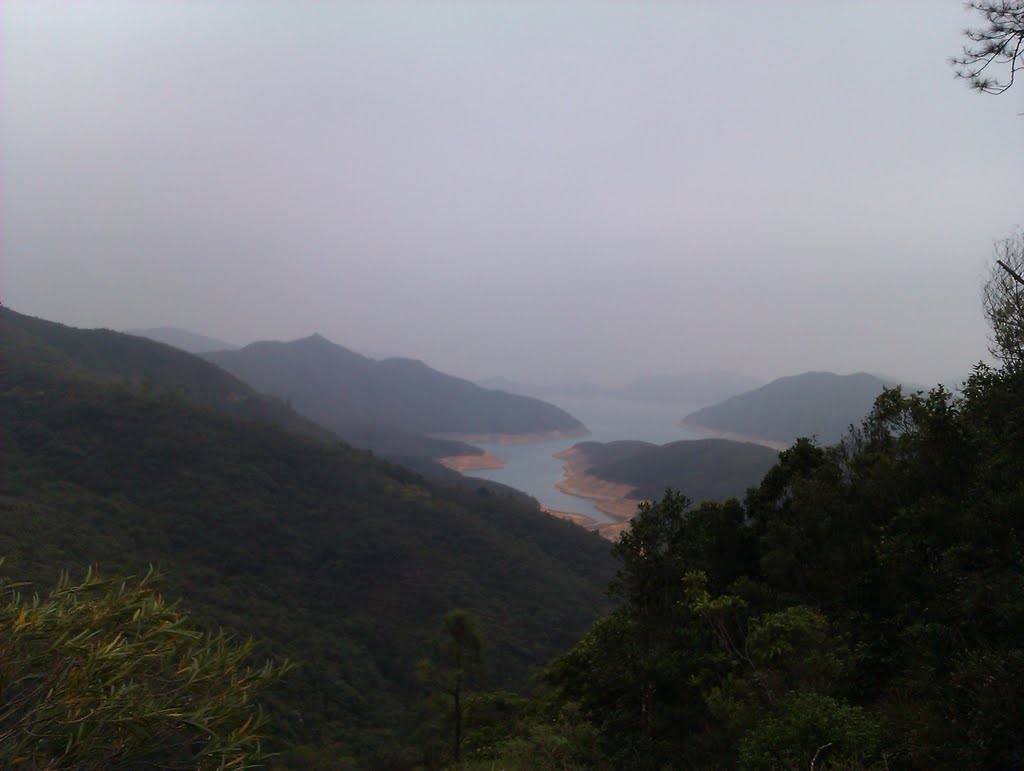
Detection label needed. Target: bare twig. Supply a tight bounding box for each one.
[810,741,833,770]
[997,259,1024,286]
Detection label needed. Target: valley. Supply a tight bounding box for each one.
[462,396,707,528]
[459,394,787,535]
[5,2,1019,764]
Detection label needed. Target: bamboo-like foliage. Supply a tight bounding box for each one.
[0,562,291,769]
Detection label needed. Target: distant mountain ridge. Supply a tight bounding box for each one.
[2,308,332,443]
[203,334,586,459]
[125,326,238,353]
[682,371,904,446]
[480,371,762,406]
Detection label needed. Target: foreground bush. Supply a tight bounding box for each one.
[0,563,289,769]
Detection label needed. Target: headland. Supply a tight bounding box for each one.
[431,426,589,445]
[552,446,646,538]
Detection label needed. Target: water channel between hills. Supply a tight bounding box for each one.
[466,397,704,524]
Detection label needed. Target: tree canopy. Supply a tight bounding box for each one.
[463,358,1024,767]
[951,0,1024,94]
[983,229,1024,368]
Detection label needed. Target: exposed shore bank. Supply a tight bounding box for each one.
[432,426,589,445]
[552,446,646,539]
[437,452,506,472]
[677,421,790,451]
[539,506,631,540]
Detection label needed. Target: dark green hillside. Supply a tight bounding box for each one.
[125,326,238,353]
[572,439,655,467]
[3,307,491,479]
[0,334,614,762]
[581,438,779,502]
[203,335,585,458]
[498,369,1024,769]
[1,307,333,443]
[682,371,896,445]
[304,414,476,462]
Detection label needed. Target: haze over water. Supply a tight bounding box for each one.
[467,396,705,523]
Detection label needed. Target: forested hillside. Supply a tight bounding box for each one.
[577,438,779,502]
[0,312,615,765]
[448,364,1024,768]
[448,231,1024,768]
[3,0,1021,767]
[3,307,489,469]
[2,308,333,442]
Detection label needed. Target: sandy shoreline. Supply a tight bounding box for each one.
[538,506,630,540]
[431,426,589,445]
[677,421,790,452]
[437,452,507,472]
[552,446,646,539]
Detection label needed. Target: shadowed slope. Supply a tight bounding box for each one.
[203,334,585,458]
[0,330,614,758]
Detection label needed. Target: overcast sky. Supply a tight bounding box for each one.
[2,1,1022,386]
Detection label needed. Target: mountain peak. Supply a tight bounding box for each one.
[683,371,897,446]
[202,334,586,453]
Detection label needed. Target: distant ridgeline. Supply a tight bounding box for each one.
[202,334,586,460]
[682,371,910,446]
[0,306,614,762]
[2,308,334,442]
[125,326,238,354]
[480,371,763,405]
[572,438,779,502]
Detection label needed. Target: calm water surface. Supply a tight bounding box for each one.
[467,397,703,523]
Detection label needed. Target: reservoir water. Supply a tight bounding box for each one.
[466,397,703,524]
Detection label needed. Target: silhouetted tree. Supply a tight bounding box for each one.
[982,229,1024,367]
[416,609,483,763]
[951,0,1024,94]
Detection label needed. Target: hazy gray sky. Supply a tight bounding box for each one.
[3,1,1021,385]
